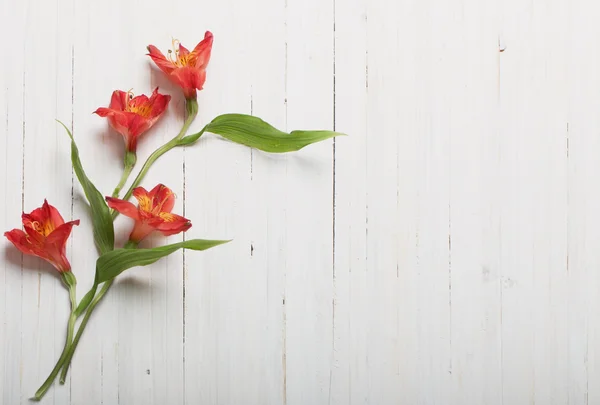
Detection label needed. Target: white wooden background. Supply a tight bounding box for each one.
[1,0,599,403]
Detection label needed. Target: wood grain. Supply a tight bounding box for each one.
[1,0,599,403]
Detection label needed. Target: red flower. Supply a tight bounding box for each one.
[106,184,191,243]
[4,200,80,273]
[147,32,214,100]
[94,88,171,153]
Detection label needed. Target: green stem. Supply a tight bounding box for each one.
[113,98,198,218]
[58,279,112,384]
[123,240,139,249]
[55,99,198,388]
[36,95,196,394]
[111,151,137,198]
[58,241,137,384]
[32,273,77,400]
[73,283,97,317]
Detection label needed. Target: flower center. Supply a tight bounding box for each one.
[31,220,54,236]
[155,190,173,212]
[158,212,178,222]
[137,195,153,213]
[125,90,152,117]
[167,39,190,67]
[137,188,174,217]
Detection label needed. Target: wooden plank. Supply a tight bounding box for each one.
[498,0,570,403]
[448,2,503,404]
[283,0,335,403]
[182,2,254,404]
[0,0,26,403]
[3,0,600,403]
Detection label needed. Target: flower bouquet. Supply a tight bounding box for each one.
[4,31,342,401]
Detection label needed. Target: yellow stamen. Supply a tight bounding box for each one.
[31,220,54,236]
[137,195,153,212]
[157,189,173,211]
[127,104,152,117]
[124,89,152,117]
[167,38,189,67]
[158,212,177,222]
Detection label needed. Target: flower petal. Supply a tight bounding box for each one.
[178,43,190,58]
[147,89,171,119]
[95,109,133,141]
[127,115,151,140]
[93,107,113,117]
[5,228,57,269]
[129,220,155,243]
[25,205,50,224]
[109,90,129,112]
[23,223,45,245]
[46,219,80,246]
[170,67,206,94]
[191,31,214,70]
[129,93,150,110]
[147,45,175,74]
[4,229,37,256]
[106,197,140,220]
[153,212,192,236]
[132,187,153,212]
[44,199,65,228]
[151,184,175,213]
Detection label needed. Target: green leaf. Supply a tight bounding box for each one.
[58,121,115,254]
[95,239,231,283]
[189,113,345,152]
[74,285,97,316]
[178,125,206,146]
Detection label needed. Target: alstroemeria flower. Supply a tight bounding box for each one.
[147,31,214,99]
[106,184,191,243]
[4,200,80,273]
[94,88,171,153]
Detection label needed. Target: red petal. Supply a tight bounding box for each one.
[41,242,71,272]
[132,187,150,201]
[129,220,155,243]
[191,31,214,70]
[127,115,151,139]
[153,213,192,236]
[94,107,112,117]
[55,253,72,273]
[147,45,175,74]
[147,89,171,119]
[4,229,37,256]
[182,86,197,100]
[106,197,140,220]
[96,109,133,142]
[109,90,129,111]
[43,199,65,228]
[129,93,150,110]
[171,67,206,93]
[153,184,175,213]
[46,219,80,246]
[24,223,45,245]
[179,43,190,58]
[45,220,79,272]
[26,205,50,224]
[148,183,167,198]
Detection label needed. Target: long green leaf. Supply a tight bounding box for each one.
[95,239,230,283]
[182,113,345,152]
[58,121,114,254]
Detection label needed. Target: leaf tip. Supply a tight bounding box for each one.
[56,119,74,140]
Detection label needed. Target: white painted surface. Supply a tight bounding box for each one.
[1,0,598,403]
